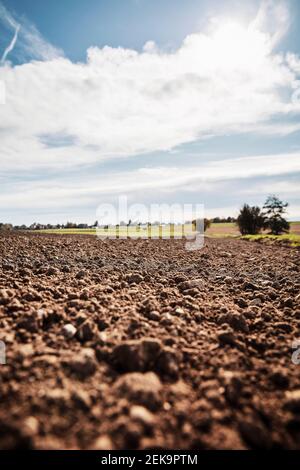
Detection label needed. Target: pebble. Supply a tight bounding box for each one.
[61,323,77,339]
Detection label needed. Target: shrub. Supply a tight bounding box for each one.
[263,195,290,235]
[237,204,265,235]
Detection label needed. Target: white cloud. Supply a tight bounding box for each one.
[0,0,300,223]
[240,179,300,196]
[0,1,300,173]
[251,0,290,47]
[1,152,299,211]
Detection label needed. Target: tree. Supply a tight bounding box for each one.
[237,204,265,235]
[66,222,77,228]
[263,195,290,235]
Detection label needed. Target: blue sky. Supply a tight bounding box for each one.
[0,0,300,224]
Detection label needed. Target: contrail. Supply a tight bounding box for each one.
[1,23,20,64]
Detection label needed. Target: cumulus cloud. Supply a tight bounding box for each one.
[0,0,300,222]
[251,0,290,47]
[0,0,300,173]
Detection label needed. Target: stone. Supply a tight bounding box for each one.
[45,388,70,407]
[250,298,262,307]
[284,298,294,308]
[76,270,86,279]
[237,298,248,308]
[127,273,144,284]
[242,281,258,291]
[0,289,13,305]
[174,307,185,316]
[156,347,179,378]
[220,371,243,404]
[114,372,162,410]
[178,279,204,292]
[61,323,77,339]
[112,338,162,372]
[147,311,160,321]
[218,313,248,333]
[76,320,95,342]
[218,329,236,346]
[130,405,156,428]
[63,348,97,378]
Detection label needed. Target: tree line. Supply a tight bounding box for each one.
[0,196,290,235]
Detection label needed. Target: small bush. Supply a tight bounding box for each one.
[237,204,265,235]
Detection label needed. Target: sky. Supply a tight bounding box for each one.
[0,0,300,225]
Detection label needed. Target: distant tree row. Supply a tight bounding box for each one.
[10,221,100,231]
[0,198,290,236]
[237,196,290,235]
[211,216,236,223]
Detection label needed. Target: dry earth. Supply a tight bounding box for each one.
[0,232,299,450]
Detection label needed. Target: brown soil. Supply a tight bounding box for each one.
[0,232,299,450]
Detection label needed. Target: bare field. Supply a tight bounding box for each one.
[33,222,300,248]
[0,232,299,449]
